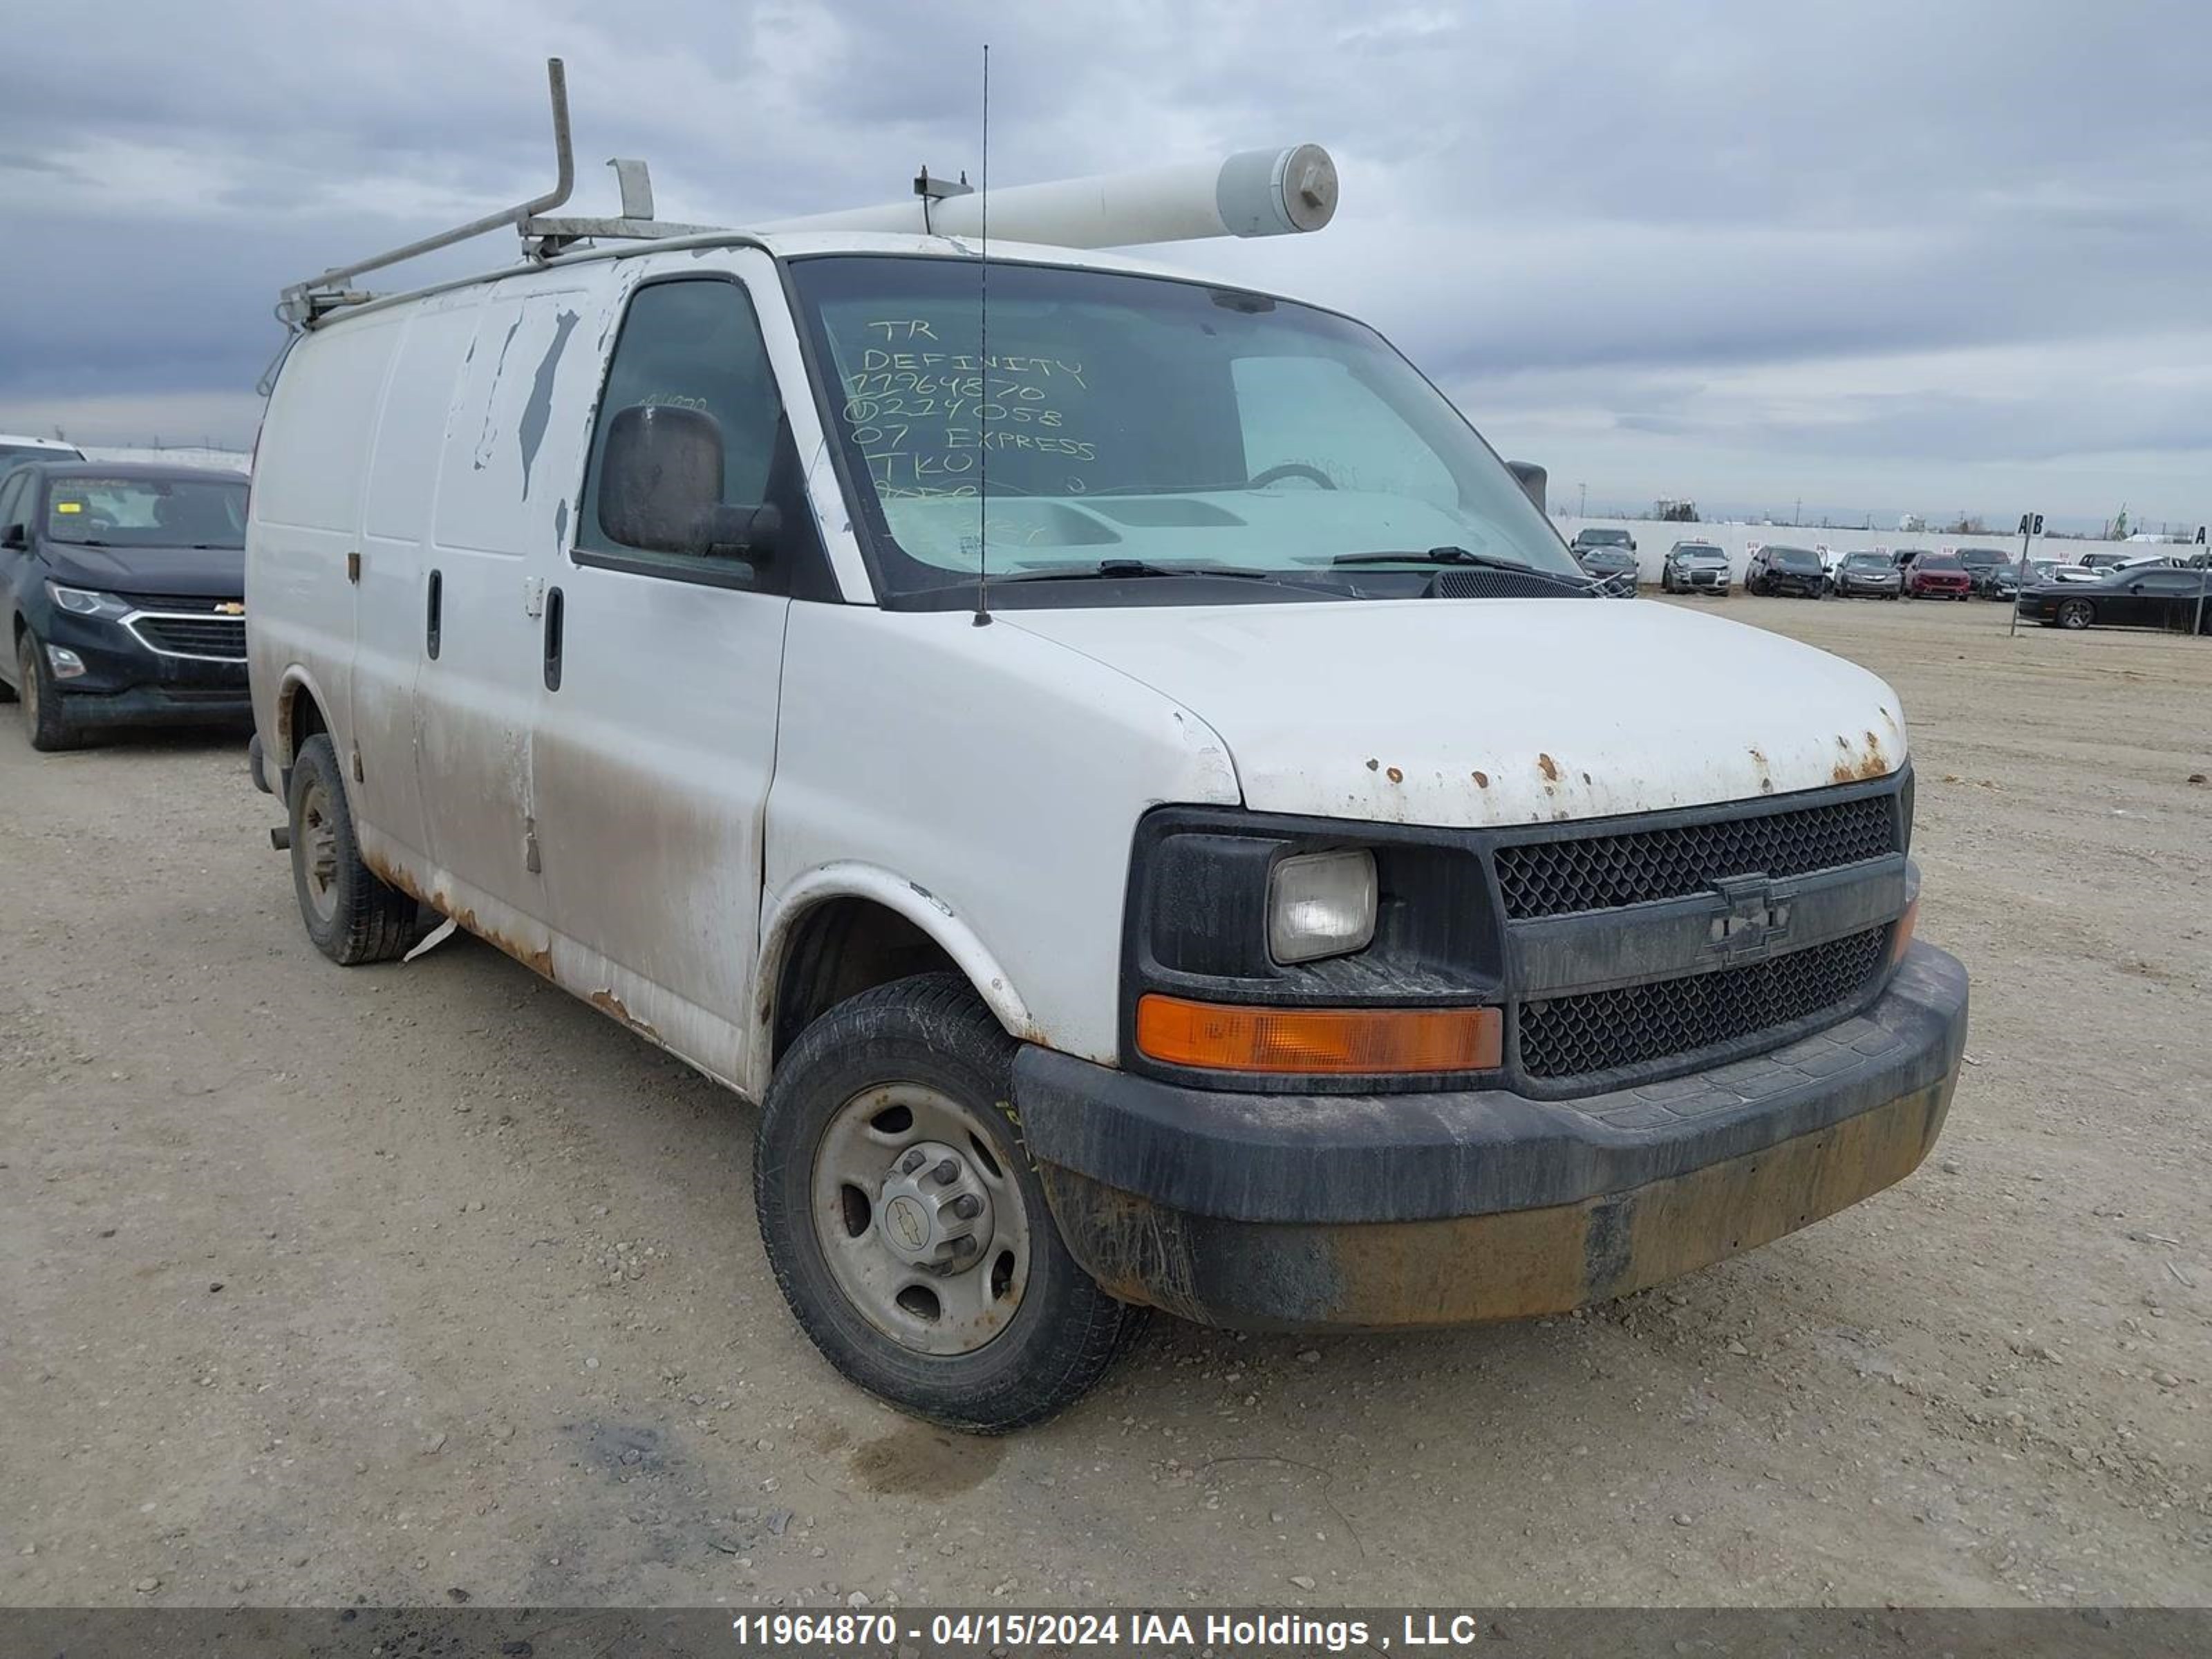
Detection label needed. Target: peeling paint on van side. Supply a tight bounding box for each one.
[518,309,580,496]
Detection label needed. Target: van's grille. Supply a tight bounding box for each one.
[1494,794,1898,920]
[112,592,241,614]
[1518,926,1889,1080]
[131,615,247,659]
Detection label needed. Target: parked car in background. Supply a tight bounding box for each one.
[2078,552,2133,576]
[1833,550,1902,599]
[0,433,84,467]
[1570,525,1638,556]
[1660,540,1731,595]
[1571,542,1640,593]
[1904,552,1973,600]
[1745,544,1826,597]
[0,461,252,750]
[1955,547,2009,595]
[2018,566,2212,633]
[1980,562,2023,601]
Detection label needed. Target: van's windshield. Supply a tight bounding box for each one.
[786,255,1580,603]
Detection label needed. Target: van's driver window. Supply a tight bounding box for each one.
[578,278,784,576]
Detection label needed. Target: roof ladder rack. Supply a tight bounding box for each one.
[276,59,730,327]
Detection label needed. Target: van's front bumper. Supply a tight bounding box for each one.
[1015,941,1967,1332]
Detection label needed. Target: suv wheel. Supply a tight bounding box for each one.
[754,972,1143,1433]
[17,630,79,751]
[286,733,418,964]
[2056,599,2094,630]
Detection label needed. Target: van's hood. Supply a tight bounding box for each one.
[43,541,245,599]
[1004,599,1905,828]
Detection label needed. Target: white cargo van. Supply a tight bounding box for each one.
[247,78,1966,1430]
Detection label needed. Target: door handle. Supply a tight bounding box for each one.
[543,585,564,691]
[426,568,442,659]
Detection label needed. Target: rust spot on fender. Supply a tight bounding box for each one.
[590,989,660,1042]
[1385,765,1404,785]
[1829,729,1890,785]
[1536,753,1561,783]
[1471,770,1490,788]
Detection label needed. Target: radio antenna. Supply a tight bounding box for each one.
[971,43,993,627]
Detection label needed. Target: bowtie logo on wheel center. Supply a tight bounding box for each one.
[872,1138,995,1273]
[885,1194,930,1251]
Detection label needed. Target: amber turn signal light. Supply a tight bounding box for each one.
[1889,895,1920,968]
[1134,995,1501,1075]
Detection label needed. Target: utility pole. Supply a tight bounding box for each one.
[1577,481,1587,518]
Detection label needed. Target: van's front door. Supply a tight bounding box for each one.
[529,262,812,1082]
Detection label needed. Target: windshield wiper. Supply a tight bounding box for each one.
[1331,545,1595,588]
[995,559,1284,583]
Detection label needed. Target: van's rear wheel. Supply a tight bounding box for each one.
[286,733,416,965]
[753,972,1143,1433]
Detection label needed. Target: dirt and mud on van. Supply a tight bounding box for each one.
[245,74,1966,1430]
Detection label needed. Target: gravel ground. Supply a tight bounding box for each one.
[1,594,2206,1609]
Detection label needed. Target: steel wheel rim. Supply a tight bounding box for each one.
[297,776,341,924]
[810,1082,1031,1357]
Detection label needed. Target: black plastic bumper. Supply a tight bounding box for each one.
[39,612,250,727]
[51,682,253,728]
[1016,942,1967,1331]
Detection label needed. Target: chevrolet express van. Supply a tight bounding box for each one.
[247,221,1967,1432]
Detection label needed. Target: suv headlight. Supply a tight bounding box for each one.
[48,583,132,621]
[1268,849,1377,964]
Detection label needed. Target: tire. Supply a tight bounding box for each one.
[17,630,79,751]
[2057,599,2094,631]
[285,733,417,964]
[754,972,1143,1433]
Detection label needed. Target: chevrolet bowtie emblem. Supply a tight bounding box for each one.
[1708,874,1794,957]
[213,602,245,615]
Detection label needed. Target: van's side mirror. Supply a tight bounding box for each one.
[597,404,776,562]
[1,523,24,550]
[1506,460,1546,513]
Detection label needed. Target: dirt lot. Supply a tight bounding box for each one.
[3,594,2206,1609]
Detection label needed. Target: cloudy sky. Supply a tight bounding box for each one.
[2,0,2205,531]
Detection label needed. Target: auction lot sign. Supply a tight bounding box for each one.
[1,1607,2201,1658]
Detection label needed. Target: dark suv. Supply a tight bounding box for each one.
[0,462,252,750]
[1745,544,1827,598]
[1954,547,2011,597]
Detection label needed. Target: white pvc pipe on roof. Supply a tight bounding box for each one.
[756,145,1339,250]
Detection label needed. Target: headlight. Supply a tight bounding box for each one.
[1267,849,1377,964]
[48,583,132,621]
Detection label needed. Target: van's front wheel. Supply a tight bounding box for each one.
[753,973,1143,1433]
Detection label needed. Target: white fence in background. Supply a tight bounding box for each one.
[80,446,252,473]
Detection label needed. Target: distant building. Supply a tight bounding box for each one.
[1897,514,1925,532]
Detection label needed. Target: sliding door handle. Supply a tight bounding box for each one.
[543,585,564,691]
